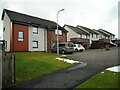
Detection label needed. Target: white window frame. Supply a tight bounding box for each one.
[33,41,38,48]
[55,30,63,36]
[33,27,38,34]
[18,31,24,41]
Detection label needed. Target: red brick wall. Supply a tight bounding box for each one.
[11,23,28,51]
[47,30,67,52]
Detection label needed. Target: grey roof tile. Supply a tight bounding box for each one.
[2,9,67,32]
[64,24,90,35]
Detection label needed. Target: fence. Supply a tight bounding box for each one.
[0,40,16,89]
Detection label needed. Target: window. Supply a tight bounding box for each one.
[96,35,98,38]
[55,30,63,35]
[86,35,87,39]
[73,45,76,47]
[33,27,38,34]
[92,34,93,37]
[33,41,38,48]
[59,44,65,47]
[68,44,73,47]
[3,27,5,32]
[18,31,24,41]
[5,41,7,49]
[59,30,62,35]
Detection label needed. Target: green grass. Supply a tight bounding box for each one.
[76,70,120,89]
[10,52,74,84]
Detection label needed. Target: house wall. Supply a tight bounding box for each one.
[90,34,100,44]
[29,26,47,51]
[81,34,88,39]
[12,23,28,51]
[3,12,11,52]
[109,35,115,39]
[47,30,67,52]
[64,26,80,41]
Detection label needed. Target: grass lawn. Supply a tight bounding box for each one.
[76,70,120,89]
[10,52,74,84]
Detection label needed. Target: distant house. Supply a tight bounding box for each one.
[98,29,115,39]
[90,29,115,49]
[77,25,100,45]
[2,9,67,52]
[96,29,111,39]
[64,24,90,49]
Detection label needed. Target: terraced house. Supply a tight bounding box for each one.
[77,25,100,45]
[64,24,90,49]
[2,9,67,52]
[97,29,115,39]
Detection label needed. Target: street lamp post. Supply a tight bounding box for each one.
[57,9,65,55]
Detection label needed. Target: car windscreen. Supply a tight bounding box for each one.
[59,44,65,47]
[68,44,73,47]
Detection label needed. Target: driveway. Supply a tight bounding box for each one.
[9,48,119,89]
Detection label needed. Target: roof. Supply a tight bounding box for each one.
[99,29,115,36]
[2,9,67,32]
[97,29,111,37]
[77,25,99,35]
[64,24,90,35]
[92,29,101,34]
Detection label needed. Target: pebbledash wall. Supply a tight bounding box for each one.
[28,26,47,52]
[3,11,11,52]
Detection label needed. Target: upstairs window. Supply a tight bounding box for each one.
[96,35,98,38]
[18,31,24,41]
[5,41,7,49]
[92,34,93,37]
[55,30,63,36]
[59,30,62,35]
[3,27,5,32]
[33,27,38,34]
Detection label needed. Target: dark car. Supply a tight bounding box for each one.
[51,42,74,54]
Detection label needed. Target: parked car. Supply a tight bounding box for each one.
[51,42,74,54]
[73,44,85,52]
[110,41,118,47]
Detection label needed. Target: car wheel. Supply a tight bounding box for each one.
[75,49,78,52]
[80,49,83,52]
[61,50,65,54]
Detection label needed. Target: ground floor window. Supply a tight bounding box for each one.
[33,41,38,48]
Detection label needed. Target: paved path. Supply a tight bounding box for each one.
[10,48,119,89]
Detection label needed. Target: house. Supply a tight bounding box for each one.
[96,29,111,39]
[98,29,115,39]
[63,24,90,49]
[90,29,115,49]
[2,9,67,52]
[77,25,100,45]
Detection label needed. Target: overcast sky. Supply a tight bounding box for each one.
[0,0,119,39]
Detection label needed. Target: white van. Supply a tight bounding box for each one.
[73,44,85,52]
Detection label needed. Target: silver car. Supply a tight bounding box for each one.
[51,42,74,54]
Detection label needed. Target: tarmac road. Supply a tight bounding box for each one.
[69,47,119,67]
[9,47,119,89]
